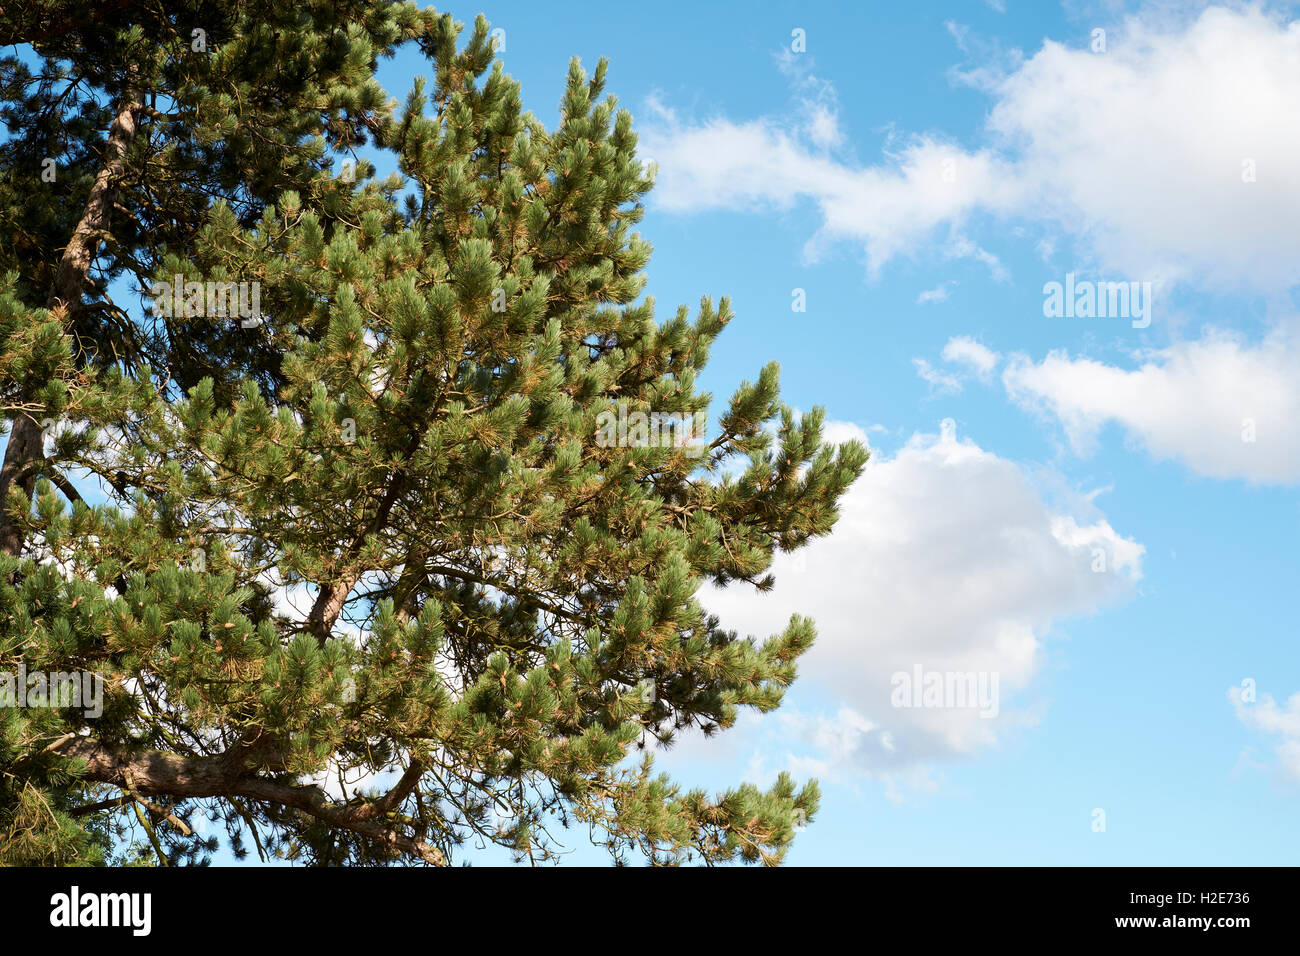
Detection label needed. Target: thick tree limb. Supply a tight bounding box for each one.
[352,756,424,822]
[0,413,43,556]
[61,737,446,865]
[0,75,141,556]
[306,473,407,641]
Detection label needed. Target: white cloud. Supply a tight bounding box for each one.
[641,113,1019,276]
[697,420,1143,781]
[913,336,1002,394]
[820,419,876,448]
[913,357,964,394]
[981,6,1300,289]
[1230,685,1300,781]
[642,6,1300,291]
[917,284,953,304]
[1002,324,1300,484]
[776,48,844,150]
[942,335,1001,378]
[807,104,842,150]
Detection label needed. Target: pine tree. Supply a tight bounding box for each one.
[0,2,867,866]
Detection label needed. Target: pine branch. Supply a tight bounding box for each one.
[58,737,446,865]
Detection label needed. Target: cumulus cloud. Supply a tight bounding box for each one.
[982,6,1300,289]
[820,419,878,448]
[913,336,1001,394]
[697,420,1143,781]
[641,6,1300,291]
[1002,325,1300,484]
[1230,685,1300,781]
[942,335,1001,379]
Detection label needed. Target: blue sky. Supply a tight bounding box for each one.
[367,0,1300,865]
[12,0,1300,866]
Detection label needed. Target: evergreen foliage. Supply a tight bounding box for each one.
[0,1,867,865]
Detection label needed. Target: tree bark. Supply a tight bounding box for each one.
[0,76,140,557]
[306,474,407,640]
[62,737,446,865]
[0,415,43,556]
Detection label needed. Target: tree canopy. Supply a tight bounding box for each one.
[0,0,866,865]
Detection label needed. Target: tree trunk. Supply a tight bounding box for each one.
[0,77,140,557]
[0,415,43,555]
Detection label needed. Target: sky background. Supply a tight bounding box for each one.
[377,0,1299,865]
[11,0,1300,866]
